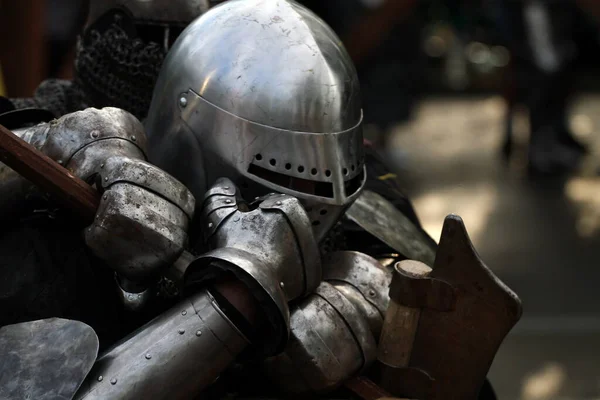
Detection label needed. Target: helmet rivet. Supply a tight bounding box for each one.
[208,222,214,229]
[103,194,108,200]
[57,160,63,165]
[276,201,283,206]
[110,378,117,385]
[178,328,185,335]
[225,199,232,204]
[179,96,188,108]
[196,330,202,337]
[145,353,152,360]
[91,130,99,139]
[104,177,108,182]
[368,289,376,297]
[224,186,230,190]
[130,135,136,142]
[100,163,104,169]
[280,282,285,289]
[97,375,103,382]
[181,310,187,316]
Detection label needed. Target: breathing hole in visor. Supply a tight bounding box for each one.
[248,164,334,198]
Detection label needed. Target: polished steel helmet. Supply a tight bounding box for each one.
[145,0,366,240]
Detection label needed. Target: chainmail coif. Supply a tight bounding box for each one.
[11,10,167,121]
[74,19,166,120]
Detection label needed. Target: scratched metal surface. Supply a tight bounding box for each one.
[0,318,99,400]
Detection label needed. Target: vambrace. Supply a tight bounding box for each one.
[74,288,249,400]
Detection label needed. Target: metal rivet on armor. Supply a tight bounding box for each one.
[179,96,188,108]
[91,130,99,138]
[208,222,214,229]
[280,282,285,289]
[110,378,117,385]
[130,136,136,142]
[178,329,185,335]
[368,289,376,297]
[57,160,63,165]
[104,177,108,181]
[97,376,103,382]
[225,199,232,204]
[196,330,202,337]
[103,194,108,200]
[224,186,230,190]
[276,201,282,206]
[181,310,187,316]
[100,164,104,169]
[145,353,152,360]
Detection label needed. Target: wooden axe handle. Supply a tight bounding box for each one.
[379,260,432,368]
[0,123,99,222]
[345,376,393,400]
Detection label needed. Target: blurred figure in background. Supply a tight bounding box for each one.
[1,0,212,120]
[493,0,592,175]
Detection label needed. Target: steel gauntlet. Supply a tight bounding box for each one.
[263,281,376,393]
[85,155,195,283]
[262,251,392,394]
[1,107,195,286]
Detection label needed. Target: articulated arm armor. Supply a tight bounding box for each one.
[75,288,249,399]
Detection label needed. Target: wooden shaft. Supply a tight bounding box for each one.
[345,376,392,400]
[378,260,432,368]
[0,123,99,222]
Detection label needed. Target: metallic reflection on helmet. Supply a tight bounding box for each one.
[145,0,366,241]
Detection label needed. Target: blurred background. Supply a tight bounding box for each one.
[4,0,600,398]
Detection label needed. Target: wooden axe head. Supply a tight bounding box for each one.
[407,214,522,399]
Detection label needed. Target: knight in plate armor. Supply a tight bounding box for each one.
[0,1,522,399]
[2,0,218,120]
